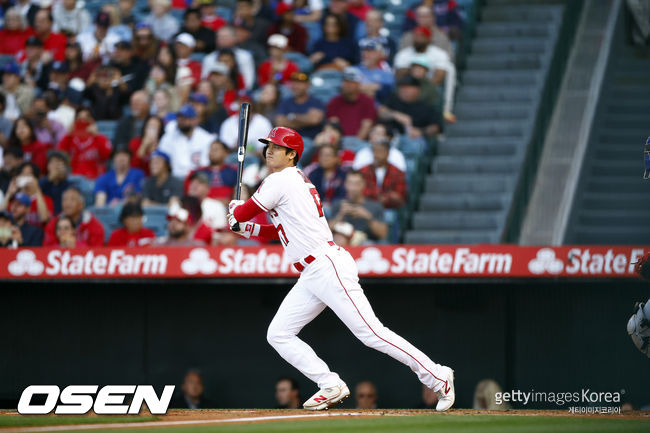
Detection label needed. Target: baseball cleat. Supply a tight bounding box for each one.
[435,366,455,412]
[303,384,350,410]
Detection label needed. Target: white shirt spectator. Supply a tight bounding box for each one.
[394,44,456,113]
[352,146,407,171]
[77,27,121,61]
[219,113,273,150]
[143,12,180,41]
[52,2,91,35]
[202,48,255,90]
[158,125,216,178]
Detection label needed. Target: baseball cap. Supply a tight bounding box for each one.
[275,2,292,15]
[410,55,430,69]
[189,171,210,184]
[114,40,132,50]
[290,71,309,82]
[189,92,209,104]
[95,11,111,27]
[267,33,288,49]
[0,210,14,223]
[2,62,20,75]
[150,149,171,165]
[175,32,196,49]
[51,61,69,73]
[413,26,432,38]
[342,66,363,83]
[135,21,152,30]
[25,36,43,47]
[177,104,197,118]
[397,75,421,87]
[359,37,384,52]
[12,192,32,207]
[207,61,229,76]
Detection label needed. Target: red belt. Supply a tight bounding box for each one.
[293,241,336,272]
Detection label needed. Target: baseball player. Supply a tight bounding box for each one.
[228,127,455,411]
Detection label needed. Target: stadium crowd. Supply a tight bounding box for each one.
[0,0,467,248]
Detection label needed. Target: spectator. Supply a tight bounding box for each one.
[217,48,246,95]
[142,150,183,206]
[267,2,309,54]
[43,186,105,246]
[52,0,91,37]
[30,97,67,147]
[0,94,13,147]
[329,170,387,242]
[1,62,35,121]
[33,9,67,62]
[0,211,22,248]
[65,41,99,82]
[118,0,137,29]
[354,381,377,409]
[158,104,215,178]
[47,61,70,95]
[405,0,464,43]
[7,0,39,28]
[1,162,54,226]
[57,107,112,179]
[107,201,156,246]
[275,377,301,409]
[321,0,362,39]
[47,87,78,132]
[409,56,439,106]
[110,40,149,95]
[178,8,216,54]
[52,214,85,247]
[0,9,34,55]
[361,10,396,63]
[356,37,394,102]
[394,26,456,122]
[171,370,215,409]
[7,116,51,174]
[378,75,442,139]
[190,92,222,135]
[326,66,376,138]
[473,379,509,410]
[301,120,355,167]
[133,23,160,64]
[202,26,255,90]
[275,72,325,140]
[352,121,406,171]
[186,140,237,201]
[150,87,179,122]
[154,197,205,246]
[8,192,44,246]
[76,11,115,63]
[257,34,299,86]
[418,384,438,409]
[39,150,71,215]
[205,61,236,109]
[303,143,347,210]
[94,148,145,207]
[175,33,202,87]
[129,115,166,173]
[0,147,24,194]
[144,0,180,41]
[256,83,280,120]
[198,0,227,32]
[20,36,50,91]
[291,0,324,24]
[219,97,272,150]
[233,0,271,50]
[114,91,151,148]
[84,65,130,120]
[359,139,407,209]
[400,5,454,61]
[310,13,359,70]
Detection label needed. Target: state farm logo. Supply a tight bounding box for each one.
[9,250,44,276]
[181,249,218,275]
[356,248,390,274]
[528,248,563,275]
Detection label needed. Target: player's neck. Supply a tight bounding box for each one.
[269,164,294,174]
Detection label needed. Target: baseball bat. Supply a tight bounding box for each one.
[231,102,251,232]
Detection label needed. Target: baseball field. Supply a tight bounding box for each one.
[1,409,649,433]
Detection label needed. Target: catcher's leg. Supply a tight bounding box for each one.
[266,278,343,389]
[628,300,650,358]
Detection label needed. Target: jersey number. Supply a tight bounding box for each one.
[277,224,289,246]
[309,188,324,217]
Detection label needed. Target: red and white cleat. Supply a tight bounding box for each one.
[435,366,455,412]
[303,384,350,410]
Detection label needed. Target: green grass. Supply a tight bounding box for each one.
[0,415,158,427]
[6,414,648,433]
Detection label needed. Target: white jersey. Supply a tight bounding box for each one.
[251,166,333,262]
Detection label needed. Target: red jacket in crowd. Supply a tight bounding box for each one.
[57,126,112,179]
[22,140,52,174]
[43,211,106,247]
[360,163,408,209]
[257,60,299,86]
[107,227,156,247]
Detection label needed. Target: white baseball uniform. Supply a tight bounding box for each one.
[246,166,449,392]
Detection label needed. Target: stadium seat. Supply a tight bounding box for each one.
[341,137,368,153]
[285,52,313,73]
[143,205,169,237]
[0,55,15,69]
[88,205,122,242]
[95,120,119,140]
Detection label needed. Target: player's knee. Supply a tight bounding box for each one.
[266,323,287,347]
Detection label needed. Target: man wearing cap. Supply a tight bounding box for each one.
[257,34,299,86]
[20,36,51,92]
[77,11,118,62]
[158,104,216,178]
[142,150,184,206]
[52,0,91,36]
[356,37,394,102]
[1,63,35,121]
[189,92,220,134]
[110,40,148,94]
[326,66,376,139]
[39,150,70,215]
[94,148,145,207]
[185,140,237,201]
[1,162,54,226]
[33,9,67,62]
[9,192,44,246]
[409,56,439,106]
[107,202,156,247]
[0,211,23,248]
[175,33,203,86]
[394,25,456,122]
[43,186,105,246]
[177,8,216,53]
[400,6,453,60]
[114,90,150,148]
[202,26,255,90]
[361,10,396,63]
[275,72,325,140]
[47,61,70,94]
[155,196,205,246]
[267,2,308,54]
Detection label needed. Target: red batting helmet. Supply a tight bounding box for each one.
[259,127,304,161]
